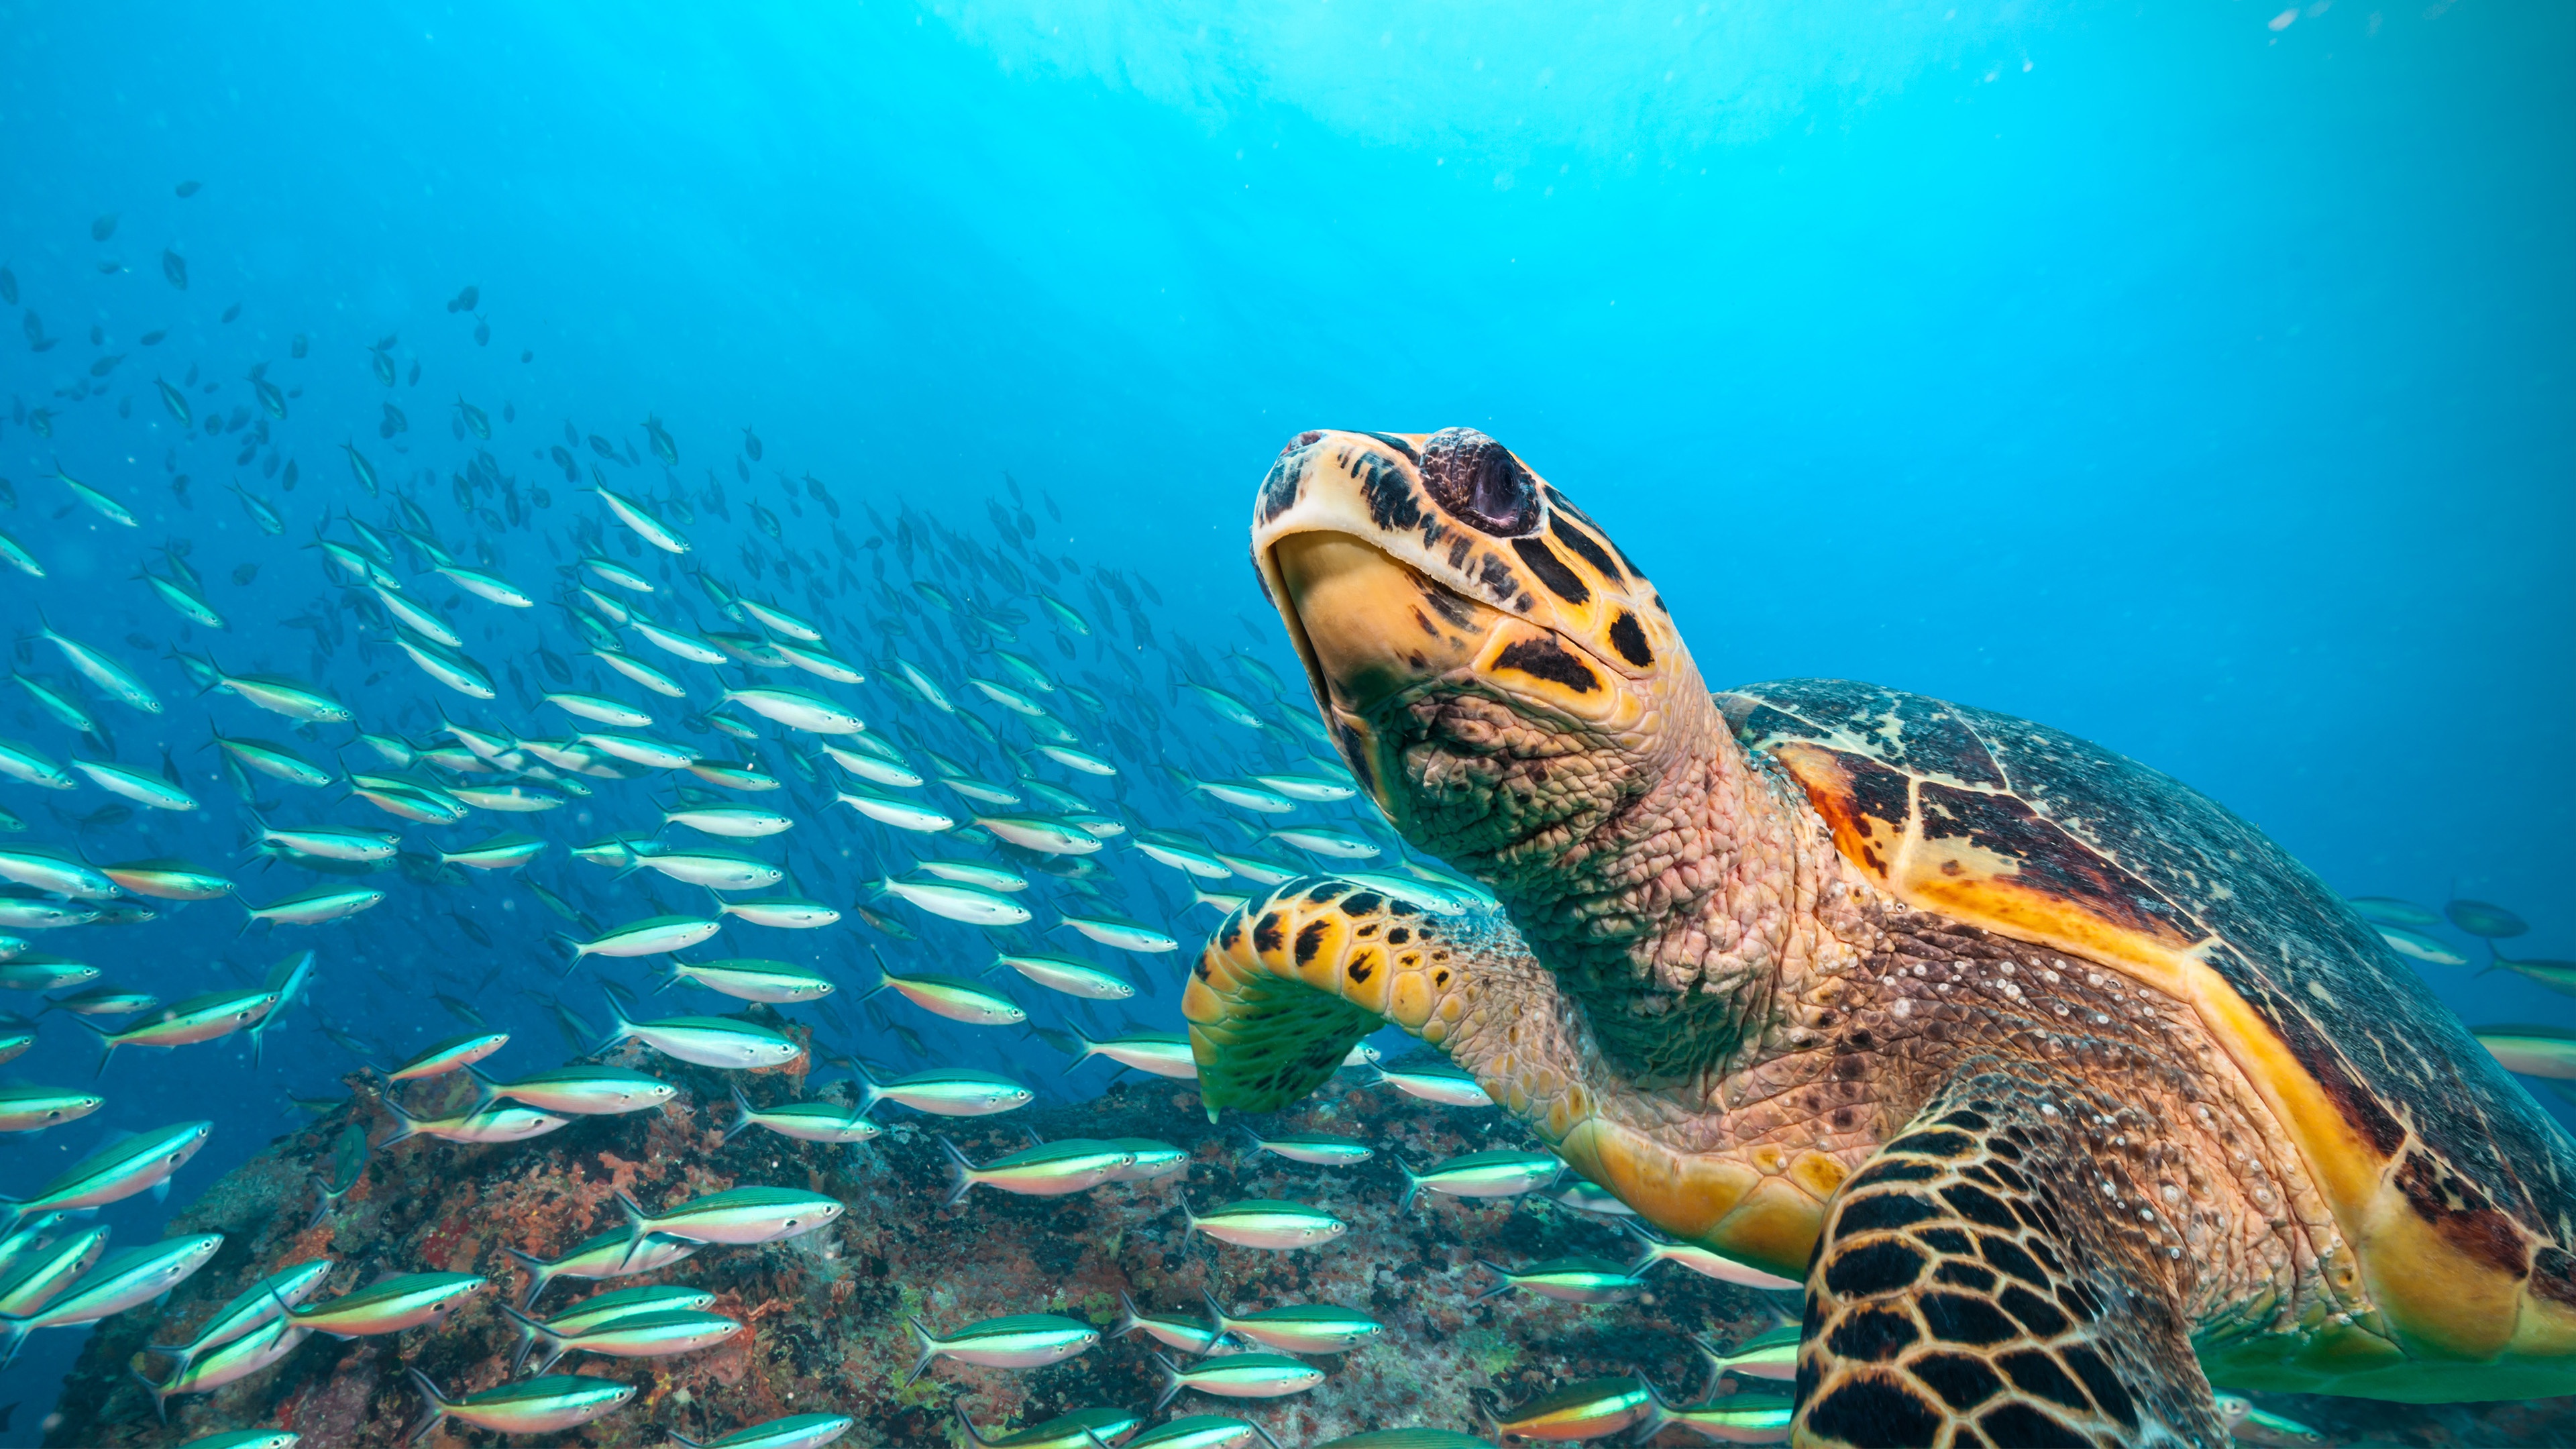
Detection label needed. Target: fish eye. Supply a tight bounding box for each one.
[1420,428,1540,537]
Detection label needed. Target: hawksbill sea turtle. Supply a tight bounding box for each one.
[1183,427,2576,1447]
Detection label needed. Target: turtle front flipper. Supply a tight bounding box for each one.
[1798,1057,2229,1449]
[1183,879,1597,1142]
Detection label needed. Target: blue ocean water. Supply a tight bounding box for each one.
[0,0,2567,1436]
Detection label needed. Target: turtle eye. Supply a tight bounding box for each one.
[1420,428,1540,536]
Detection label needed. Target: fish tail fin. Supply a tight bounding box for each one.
[1199,1285,1232,1337]
[1059,1025,1099,1075]
[586,989,632,1055]
[404,1366,453,1444]
[502,1246,552,1312]
[129,1362,178,1424]
[848,1061,881,1116]
[498,1301,551,1375]
[462,1062,500,1108]
[934,1135,977,1207]
[1150,1351,1183,1412]
[376,1095,433,1148]
[904,1316,939,1387]
[72,1017,116,1079]
[1637,1368,1677,1421]
[950,1403,996,1449]
[1472,1261,1515,1303]
[1396,1155,1424,1213]
[1112,1289,1144,1338]
[722,1083,759,1144]
[610,1191,653,1269]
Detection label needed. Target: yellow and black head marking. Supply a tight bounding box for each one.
[1248,427,1695,823]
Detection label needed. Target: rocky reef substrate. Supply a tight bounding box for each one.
[38,1022,2576,1446]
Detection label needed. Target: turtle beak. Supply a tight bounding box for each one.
[1269,533,1490,720]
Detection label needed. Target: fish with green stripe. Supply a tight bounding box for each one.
[0,1232,223,1366]
[1483,1377,1655,1440]
[501,1300,741,1373]
[288,1271,488,1336]
[672,1413,858,1449]
[1473,1256,1644,1305]
[906,1312,1099,1383]
[405,1368,637,1440]
[470,1062,676,1116]
[559,914,724,961]
[1122,1417,1281,1449]
[380,1095,571,1146]
[612,1185,843,1265]
[1115,1291,1223,1353]
[988,952,1133,1001]
[1199,1289,1383,1354]
[1244,1130,1373,1167]
[137,1312,310,1421]
[1395,1147,1562,1209]
[937,1135,1133,1203]
[505,1283,718,1370]
[506,1228,700,1311]
[1640,1382,1794,1444]
[0,1224,109,1317]
[853,1065,1032,1118]
[240,883,384,929]
[144,1256,335,1377]
[0,1120,211,1233]
[593,992,802,1069]
[1151,1350,1324,1409]
[1694,1324,1801,1385]
[81,987,277,1074]
[872,959,1024,1025]
[1036,1026,1198,1079]
[724,1083,880,1146]
[0,1084,104,1133]
[1181,1198,1346,1250]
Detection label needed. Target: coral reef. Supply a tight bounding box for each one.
[37,1025,2576,1446]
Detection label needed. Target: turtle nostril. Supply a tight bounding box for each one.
[1420,427,1540,536]
[1287,430,1326,453]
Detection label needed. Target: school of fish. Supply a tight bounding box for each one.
[0,193,1831,1448]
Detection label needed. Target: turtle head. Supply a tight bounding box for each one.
[1251,427,1705,873]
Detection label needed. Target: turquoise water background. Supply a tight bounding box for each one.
[0,1,2567,1431]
